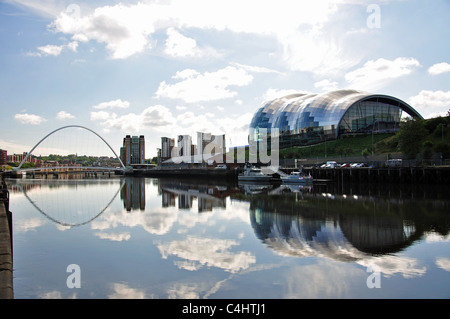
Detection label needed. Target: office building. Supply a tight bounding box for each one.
[120,135,145,166]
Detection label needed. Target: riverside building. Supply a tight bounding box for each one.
[249,89,423,149]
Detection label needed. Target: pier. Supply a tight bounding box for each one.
[0,174,13,299]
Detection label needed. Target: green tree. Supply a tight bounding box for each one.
[397,118,428,159]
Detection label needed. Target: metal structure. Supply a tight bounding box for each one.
[15,125,126,171]
[249,89,423,148]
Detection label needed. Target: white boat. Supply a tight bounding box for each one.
[281,171,313,184]
[238,166,273,182]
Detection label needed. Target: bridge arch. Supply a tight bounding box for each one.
[17,125,126,170]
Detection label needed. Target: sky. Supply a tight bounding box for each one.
[1,0,449,159]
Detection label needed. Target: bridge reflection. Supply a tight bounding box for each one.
[9,176,450,259]
[12,179,124,227]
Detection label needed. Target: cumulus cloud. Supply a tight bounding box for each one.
[90,105,175,133]
[155,66,253,103]
[345,57,421,91]
[428,62,450,75]
[408,90,450,118]
[14,113,47,125]
[35,0,363,74]
[164,27,202,58]
[92,99,130,110]
[314,79,339,92]
[28,41,78,57]
[56,111,75,120]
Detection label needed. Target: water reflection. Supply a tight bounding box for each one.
[11,179,124,227]
[245,183,449,258]
[7,176,450,298]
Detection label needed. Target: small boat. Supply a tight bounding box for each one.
[281,171,313,184]
[238,166,273,182]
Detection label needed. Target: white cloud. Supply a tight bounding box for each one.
[230,62,282,74]
[428,62,450,75]
[92,99,130,110]
[14,113,47,125]
[91,105,176,132]
[155,66,253,103]
[408,90,450,118]
[56,111,75,120]
[345,57,421,91]
[262,88,311,102]
[41,0,362,73]
[164,27,202,58]
[314,79,339,92]
[28,41,78,57]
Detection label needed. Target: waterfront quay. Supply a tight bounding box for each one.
[127,165,450,185]
[0,173,13,299]
[302,166,450,184]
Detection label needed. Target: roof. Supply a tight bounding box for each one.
[250,89,423,135]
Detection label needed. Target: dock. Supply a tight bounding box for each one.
[303,166,450,184]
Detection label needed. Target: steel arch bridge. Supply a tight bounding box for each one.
[14,125,127,172]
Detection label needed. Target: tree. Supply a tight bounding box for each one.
[397,118,428,159]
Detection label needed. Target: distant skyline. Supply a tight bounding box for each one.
[1,0,449,158]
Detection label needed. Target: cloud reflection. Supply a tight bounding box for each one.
[157,236,256,273]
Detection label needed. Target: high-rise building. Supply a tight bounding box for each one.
[120,135,145,166]
[197,132,226,160]
[161,137,175,160]
[0,149,7,166]
[177,135,192,157]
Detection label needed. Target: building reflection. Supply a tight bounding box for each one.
[158,179,238,212]
[247,186,450,260]
[120,177,145,211]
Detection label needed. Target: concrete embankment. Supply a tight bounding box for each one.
[0,174,13,299]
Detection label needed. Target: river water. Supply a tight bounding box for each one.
[6,175,450,299]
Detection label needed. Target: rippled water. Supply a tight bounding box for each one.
[7,176,450,299]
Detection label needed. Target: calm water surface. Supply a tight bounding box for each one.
[7,176,450,299]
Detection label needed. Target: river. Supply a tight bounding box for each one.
[6,175,450,299]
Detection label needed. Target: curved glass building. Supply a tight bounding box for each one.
[249,89,423,148]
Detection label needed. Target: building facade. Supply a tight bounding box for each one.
[249,89,423,149]
[197,132,226,158]
[120,135,145,166]
[0,149,7,166]
[161,137,175,161]
[177,135,192,157]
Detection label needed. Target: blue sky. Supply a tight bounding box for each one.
[1,0,449,158]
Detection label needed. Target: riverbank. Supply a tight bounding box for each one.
[126,166,450,185]
[0,174,13,299]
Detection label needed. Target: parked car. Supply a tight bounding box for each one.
[326,161,338,168]
[214,164,227,169]
[340,163,350,168]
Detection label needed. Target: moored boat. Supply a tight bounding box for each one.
[238,166,273,182]
[281,171,313,184]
